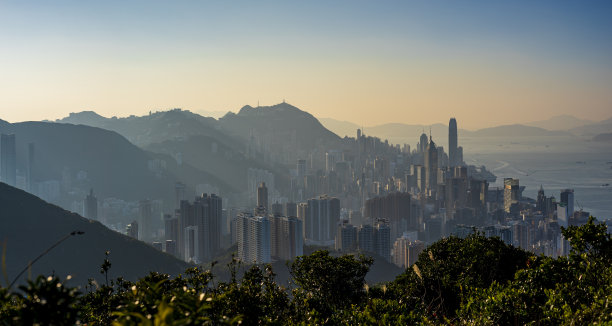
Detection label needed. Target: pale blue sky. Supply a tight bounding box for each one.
[1,1,611,128]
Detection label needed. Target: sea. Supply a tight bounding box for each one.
[390,135,612,220]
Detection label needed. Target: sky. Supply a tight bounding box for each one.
[0,1,611,129]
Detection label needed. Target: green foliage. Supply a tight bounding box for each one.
[3,275,80,326]
[0,218,610,325]
[563,216,612,263]
[289,250,373,323]
[389,232,531,321]
[458,216,612,325]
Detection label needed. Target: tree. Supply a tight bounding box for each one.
[390,233,531,321]
[289,250,373,323]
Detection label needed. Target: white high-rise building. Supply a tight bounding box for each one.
[236,214,271,264]
[393,234,424,269]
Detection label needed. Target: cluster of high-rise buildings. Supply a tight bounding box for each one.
[132,117,591,266]
[1,134,35,192]
[161,193,223,264]
[233,182,303,263]
[4,113,596,268]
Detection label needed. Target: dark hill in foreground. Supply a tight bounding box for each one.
[0,182,189,287]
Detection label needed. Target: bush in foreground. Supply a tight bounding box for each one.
[0,217,610,325]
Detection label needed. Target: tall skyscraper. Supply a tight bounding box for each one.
[418,133,428,153]
[298,195,340,243]
[364,192,414,240]
[393,235,424,269]
[504,178,520,214]
[84,188,98,220]
[175,182,186,210]
[236,213,271,264]
[271,202,283,217]
[285,202,297,217]
[0,134,16,187]
[271,216,303,261]
[560,189,574,217]
[335,221,357,251]
[177,193,223,263]
[257,182,269,211]
[164,213,179,244]
[184,225,199,263]
[139,200,152,242]
[536,185,547,214]
[374,221,391,262]
[424,136,438,195]
[358,224,375,253]
[448,118,458,167]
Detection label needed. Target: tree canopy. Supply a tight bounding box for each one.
[1,217,610,325]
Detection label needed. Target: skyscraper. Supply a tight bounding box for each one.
[177,193,223,263]
[392,235,424,269]
[424,136,438,195]
[364,192,414,240]
[504,178,520,214]
[358,224,375,253]
[84,188,98,220]
[448,118,458,167]
[236,213,271,264]
[298,195,340,243]
[335,221,357,251]
[257,182,268,211]
[165,213,178,238]
[374,221,391,262]
[536,185,547,214]
[0,134,16,187]
[560,189,574,217]
[271,216,303,261]
[418,133,428,154]
[175,182,186,210]
[139,200,152,241]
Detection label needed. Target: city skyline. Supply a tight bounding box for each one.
[1,1,612,129]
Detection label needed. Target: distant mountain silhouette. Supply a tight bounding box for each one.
[58,109,229,148]
[524,115,595,131]
[570,117,612,137]
[0,120,232,209]
[57,108,297,191]
[219,103,343,151]
[320,118,571,142]
[59,104,344,192]
[318,118,361,138]
[592,133,612,142]
[0,182,189,287]
[463,124,572,137]
[144,135,288,191]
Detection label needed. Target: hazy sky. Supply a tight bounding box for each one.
[1,1,611,129]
